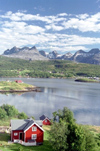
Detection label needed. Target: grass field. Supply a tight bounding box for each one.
[0,81,35,91]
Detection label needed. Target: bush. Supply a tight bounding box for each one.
[0,104,28,120]
[18,112,28,119]
[1,104,18,117]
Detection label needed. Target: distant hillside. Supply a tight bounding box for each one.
[0,56,100,78]
[2,46,100,65]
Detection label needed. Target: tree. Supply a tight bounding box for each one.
[18,112,28,119]
[0,107,7,119]
[85,128,98,151]
[49,107,98,151]
[52,107,75,124]
[52,111,58,121]
[95,133,100,146]
[1,104,18,117]
[49,121,69,151]
[67,124,89,151]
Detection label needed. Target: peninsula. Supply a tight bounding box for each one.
[0,80,38,93]
[75,78,99,83]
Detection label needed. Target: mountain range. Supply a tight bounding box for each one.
[2,46,100,65]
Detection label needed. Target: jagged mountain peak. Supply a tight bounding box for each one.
[29,46,37,50]
[48,50,59,59]
[89,48,100,54]
[75,49,85,54]
[65,52,72,55]
[52,50,58,53]
[39,50,47,57]
[3,46,20,55]
[21,46,29,50]
[13,46,17,49]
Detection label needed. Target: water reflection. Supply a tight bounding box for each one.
[0,78,100,125]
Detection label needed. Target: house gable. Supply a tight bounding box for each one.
[43,117,50,122]
[24,122,44,133]
[25,123,44,143]
[42,117,51,125]
[40,115,51,121]
[40,115,51,125]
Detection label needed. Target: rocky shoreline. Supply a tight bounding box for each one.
[0,87,41,93]
[0,81,41,94]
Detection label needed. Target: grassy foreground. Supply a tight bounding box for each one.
[0,81,35,92]
[0,124,100,151]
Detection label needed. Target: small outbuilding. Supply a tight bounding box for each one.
[15,80,23,83]
[11,119,44,146]
[40,115,51,125]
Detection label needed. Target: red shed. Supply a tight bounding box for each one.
[40,115,51,125]
[15,80,23,83]
[11,119,44,146]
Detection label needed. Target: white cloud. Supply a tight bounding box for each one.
[2,11,100,33]
[1,11,66,25]
[76,13,89,19]
[62,12,100,32]
[57,13,68,17]
[45,24,64,31]
[1,11,22,21]
[1,11,100,54]
[2,21,45,34]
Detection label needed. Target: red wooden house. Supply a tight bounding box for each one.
[15,80,23,83]
[40,115,51,125]
[11,119,44,146]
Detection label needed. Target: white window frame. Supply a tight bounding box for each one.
[31,134,37,140]
[14,133,18,136]
[45,119,47,122]
[32,126,37,131]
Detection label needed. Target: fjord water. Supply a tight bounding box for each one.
[0,78,100,125]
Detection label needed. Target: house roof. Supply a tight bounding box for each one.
[11,119,43,132]
[40,115,50,121]
[23,120,34,131]
[40,115,46,120]
[34,120,43,126]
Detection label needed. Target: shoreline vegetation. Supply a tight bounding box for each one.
[0,81,39,93]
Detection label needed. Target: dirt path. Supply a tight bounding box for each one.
[0,126,10,133]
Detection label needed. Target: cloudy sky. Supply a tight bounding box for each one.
[0,0,100,54]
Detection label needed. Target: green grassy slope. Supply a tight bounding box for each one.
[0,55,100,78]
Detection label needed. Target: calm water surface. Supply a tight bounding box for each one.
[0,78,100,125]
